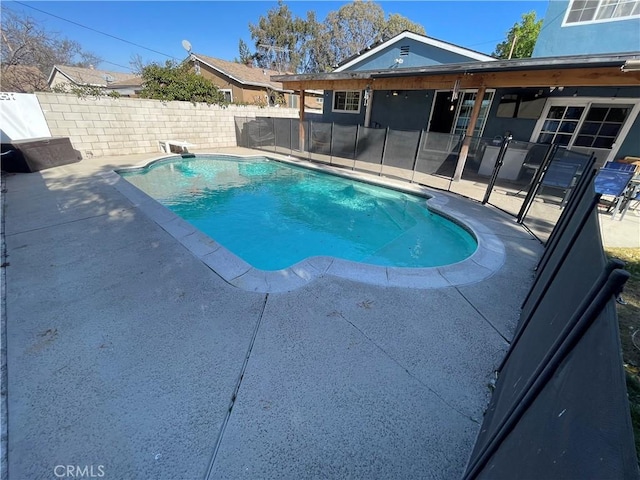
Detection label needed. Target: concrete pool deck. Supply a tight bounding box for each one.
[0,147,597,479]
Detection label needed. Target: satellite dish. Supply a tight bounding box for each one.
[182,39,192,53]
[104,74,114,83]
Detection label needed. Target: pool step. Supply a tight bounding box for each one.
[375,197,421,231]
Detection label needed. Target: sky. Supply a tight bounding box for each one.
[4,0,550,74]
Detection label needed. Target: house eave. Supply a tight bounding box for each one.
[272,52,640,89]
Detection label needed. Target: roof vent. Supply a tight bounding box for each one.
[400,46,410,56]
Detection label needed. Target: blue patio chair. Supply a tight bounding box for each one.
[630,191,640,211]
[602,161,638,173]
[618,183,640,220]
[594,169,634,218]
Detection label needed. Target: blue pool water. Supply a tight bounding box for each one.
[120,155,477,271]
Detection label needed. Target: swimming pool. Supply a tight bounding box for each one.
[114,153,504,292]
[120,155,477,270]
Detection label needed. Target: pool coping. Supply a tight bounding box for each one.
[106,153,506,293]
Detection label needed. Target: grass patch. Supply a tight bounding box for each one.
[606,247,640,464]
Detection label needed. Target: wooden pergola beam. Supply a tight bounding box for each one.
[280,67,640,91]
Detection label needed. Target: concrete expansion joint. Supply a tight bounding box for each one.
[204,293,269,480]
[456,287,510,345]
[5,207,136,237]
[339,308,480,425]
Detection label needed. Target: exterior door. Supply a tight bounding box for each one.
[452,90,495,138]
[428,89,494,138]
[428,91,458,133]
[531,98,640,166]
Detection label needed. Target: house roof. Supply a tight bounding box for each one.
[108,76,144,88]
[191,54,290,92]
[272,52,640,88]
[48,65,140,87]
[0,65,48,93]
[333,30,496,72]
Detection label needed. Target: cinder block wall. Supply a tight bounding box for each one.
[35,92,299,159]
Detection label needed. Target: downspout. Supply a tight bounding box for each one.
[453,85,486,182]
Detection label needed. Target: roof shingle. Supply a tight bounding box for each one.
[192,54,288,91]
[51,65,140,87]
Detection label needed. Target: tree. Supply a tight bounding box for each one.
[321,1,386,70]
[129,53,147,75]
[245,1,426,74]
[382,13,426,39]
[1,8,101,79]
[249,1,307,72]
[493,11,542,59]
[237,39,254,66]
[138,60,225,105]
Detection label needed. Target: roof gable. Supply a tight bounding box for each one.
[192,54,288,92]
[48,65,139,87]
[334,31,495,72]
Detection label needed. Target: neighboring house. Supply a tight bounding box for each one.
[47,65,142,96]
[0,65,48,93]
[187,53,323,108]
[274,22,640,167]
[532,0,640,57]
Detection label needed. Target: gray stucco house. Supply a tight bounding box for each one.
[283,5,640,167]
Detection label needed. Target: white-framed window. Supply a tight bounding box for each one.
[563,0,640,25]
[530,97,640,164]
[332,90,361,114]
[220,89,232,103]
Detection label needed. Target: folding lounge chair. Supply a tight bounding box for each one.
[540,161,581,207]
[602,161,638,173]
[594,169,634,219]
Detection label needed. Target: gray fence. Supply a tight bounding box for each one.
[464,170,637,478]
[234,116,595,243]
[235,115,638,478]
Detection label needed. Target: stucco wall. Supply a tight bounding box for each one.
[35,92,298,159]
[348,38,491,71]
[532,0,640,57]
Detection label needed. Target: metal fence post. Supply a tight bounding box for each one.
[411,129,425,184]
[482,134,512,204]
[516,144,558,223]
[272,117,276,153]
[353,124,360,171]
[379,127,390,176]
[329,122,334,164]
[308,120,313,161]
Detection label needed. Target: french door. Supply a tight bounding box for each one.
[428,89,494,138]
[531,98,639,166]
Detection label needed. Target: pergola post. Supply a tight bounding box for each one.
[453,85,486,182]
